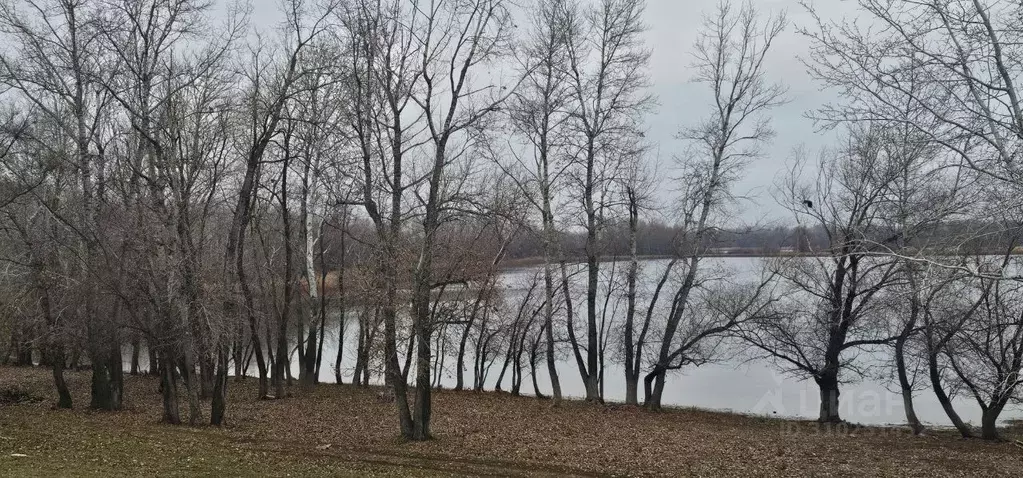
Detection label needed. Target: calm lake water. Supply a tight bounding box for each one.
[287,258,1021,427]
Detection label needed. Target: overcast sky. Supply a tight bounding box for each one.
[245,0,861,225]
[643,0,862,225]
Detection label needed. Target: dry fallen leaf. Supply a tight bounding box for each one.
[1,367,1021,477]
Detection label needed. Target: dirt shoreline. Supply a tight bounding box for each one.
[1,367,1021,477]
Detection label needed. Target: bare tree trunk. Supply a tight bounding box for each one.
[981,405,1004,440]
[623,188,640,405]
[529,327,545,399]
[70,346,80,371]
[643,365,665,410]
[455,290,488,391]
[210,344,229,425]
[494,334,513,393]
[182,352,202,425]
[51,352,72,409]
[433,327,447,389]
[232,330,244,382]
[351,309,368,386]
[582,140,600,403]
[511,346,522,396]
[40,271,72,409]
[455,323,472,391]
[326,216,343,384]
[928,352,973,438]
[337,314,349,385]
[301,308,318,386]
[411,283,433,440]
[474,319,491,391]
[542,263,561,403]
[23,224,72,408]
[383,295,414,438]
[561,260,592,397]
[296,314,306,379]
[244,279,270,399]
[402,333,415,384]
[9,308,33,365]
[894,334,923,434]
[642,366,658,407]
[148,341,159,376]
[89,334,122,411]
[160,349,181,424]
[314,305,326,384]
[274,144,295,399]
[199,355,214,400]
[130,336,141,375]
[815,370,841,424]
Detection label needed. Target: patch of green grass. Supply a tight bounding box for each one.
[0,410,425,477]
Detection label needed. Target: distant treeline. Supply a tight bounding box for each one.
[499,219,1023,259]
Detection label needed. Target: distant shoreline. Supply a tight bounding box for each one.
[500,250,1023,269]
[500,252,825,269]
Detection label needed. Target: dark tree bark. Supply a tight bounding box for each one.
[89,333,123,411]
[16,219,72,408]
[455,284,488,391]
[148,341,159,376]
[815,370,841,424]
[928,350,972,437]
[130,336,141,375]
[494,345,511,392]
[981,404,1004,441]
[529,326,546,399]
[314,300,327,383]
[51,351,72,409]
[160,349,181,424]
[623,188,640,405]
[328,214,345,384]
[273,134,295,398]
[894,333,923,434]
[628,260,674,406]
[351,309,369,386]
[41,282,71,409]
[210,344,230,425]
[232,330,244,382]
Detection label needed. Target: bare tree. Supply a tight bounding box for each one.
[334,0,420,439]
[0,0,123,410]
[645,0,786,410]
[741,130,903,423]
[561,0,652,402]
[872,119,969,435]
[802,0,1023,431]
[215,0,333,422]
[947,252,1023,440]
[0,123,74,408]
[916,206,1023,439]
[404,0,515,440]
[95,0,245,425]
[619,156,658,405]
[501,0,576,404]
[804,0,1023,193]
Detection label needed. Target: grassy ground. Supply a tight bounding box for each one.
[1,367,1021,477]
